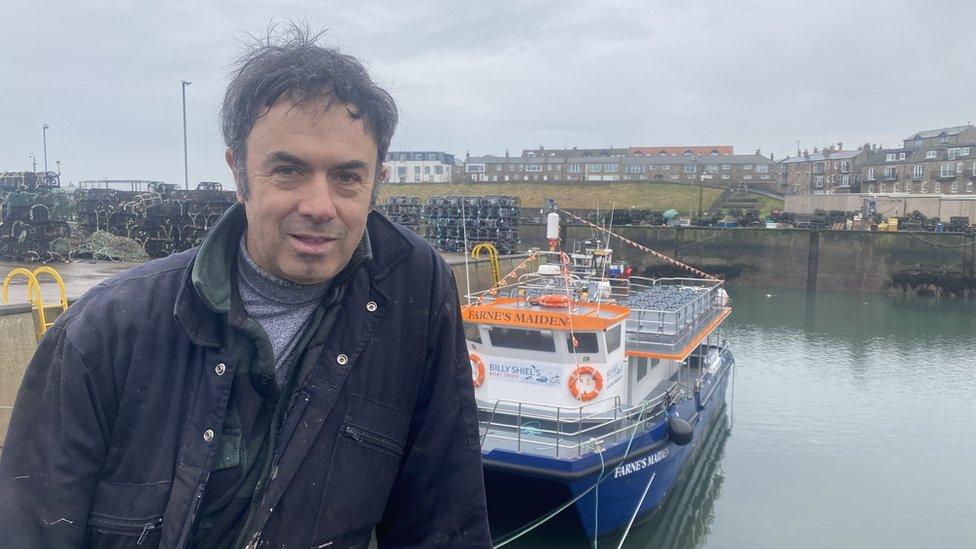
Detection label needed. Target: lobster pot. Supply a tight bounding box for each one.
[419,195,521,254]
[383,196,424,235]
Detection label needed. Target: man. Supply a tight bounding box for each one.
[0,28,490,548]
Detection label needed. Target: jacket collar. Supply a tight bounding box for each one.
[175,205,411,347]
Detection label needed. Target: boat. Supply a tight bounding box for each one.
[463,207,734,543]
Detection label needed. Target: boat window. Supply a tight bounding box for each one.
[636,357,648,381]
[463,323,482,344]
[606,325,621,352]
[488,327,556,352]
[566,332,599,354]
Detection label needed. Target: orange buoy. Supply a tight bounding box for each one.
[470,353,486,388]
[568,365,604,401]
[538,294,572,308]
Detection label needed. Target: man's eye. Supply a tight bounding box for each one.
[274,166,301,177]
[336,173,360,184]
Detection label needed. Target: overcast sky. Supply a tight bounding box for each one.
[3,0,975,187]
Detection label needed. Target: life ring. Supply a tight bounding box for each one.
[538,294,572,308]
[568,365,604,401]
[470,354,486,388]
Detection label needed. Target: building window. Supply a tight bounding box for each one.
[465,164,485,173]
[914,138,923,148]
[743,164,754,170]
[883,166,897,180]
[435,165,443,175]
[868,184,875,193]
[586,163,602,173]
[948,148,959,160]
[867,167,876,180]
[670,174,679,181]
[722,164,731,170]
[397,166,407,177]
[568,164,581,173]
[526,164,542,172]
[940,163,955,177]
[893,183,900,192]
[961,147,971,156]
[899,152,906,160]
[879,184,886,193]
[706,164,719,173]
[423,166,430,175]
[951,181,958,193]
[935,181,942,193]
[921,182,928,193]
[813,162,825,174]
[413,166,421,175]
[885,153,896,162]
[841,175,850,186]
[604,163,619,172]
[684,164,697,174]
[757,164,770,174]
[840,161,850,173]
[912,164,923,179]
[967,181,974,193]
[940,136,949,143]
[625,164,645,174]
[925,150,938,159]
[721,174,731,180]
[958,161,965,175]
[661,164,670,171]
[814,175,825,188]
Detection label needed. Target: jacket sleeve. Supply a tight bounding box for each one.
[375,267,491,548]
[0,323,115,547]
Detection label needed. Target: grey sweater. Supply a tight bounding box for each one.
[236,238,332,387]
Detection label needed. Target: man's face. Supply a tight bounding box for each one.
[228,99,379,285]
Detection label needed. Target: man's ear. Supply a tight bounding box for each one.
[226,148,245,203]
[379,166,389,183]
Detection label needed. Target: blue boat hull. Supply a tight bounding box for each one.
[484,355,733,541]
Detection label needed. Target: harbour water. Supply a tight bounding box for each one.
[491,287,976,548]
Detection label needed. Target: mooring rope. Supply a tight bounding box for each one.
[556,208,718,280]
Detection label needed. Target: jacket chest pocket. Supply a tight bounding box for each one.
[315,395,411,541]
[85,480,172,548]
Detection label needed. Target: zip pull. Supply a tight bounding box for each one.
[136,518,162,545]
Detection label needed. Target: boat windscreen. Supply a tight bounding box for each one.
[488,327,556,352]
[566,332,599,353]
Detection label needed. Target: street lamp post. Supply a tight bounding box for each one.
[42,124,50,174]
[181,80,192,190]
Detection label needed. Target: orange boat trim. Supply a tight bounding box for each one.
[461,297,628,332]
[625,307,732,361]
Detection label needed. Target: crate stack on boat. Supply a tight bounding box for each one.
[382,196,423,235]
[422,195,520,254]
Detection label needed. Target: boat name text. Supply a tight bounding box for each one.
[613,448,669,479]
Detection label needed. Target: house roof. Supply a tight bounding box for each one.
[778,150,864,164]
[904,125,974,141]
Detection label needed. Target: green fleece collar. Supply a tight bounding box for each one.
[192,202,373,314]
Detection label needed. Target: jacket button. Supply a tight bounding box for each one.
[366,301,378,312]
[337,354,349,365]
[215,363,226,376]
[203,429,214,442]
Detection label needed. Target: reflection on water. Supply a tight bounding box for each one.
[489,288,976,548]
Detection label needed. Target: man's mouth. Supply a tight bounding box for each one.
[289,234,338,254]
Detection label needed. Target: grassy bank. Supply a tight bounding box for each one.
[379,182,724,213]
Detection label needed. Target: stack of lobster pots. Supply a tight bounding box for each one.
[0,172,73,261]
[421,195,520,254]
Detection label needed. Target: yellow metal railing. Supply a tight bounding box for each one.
[471,243,501,286]
[3,266,69,338]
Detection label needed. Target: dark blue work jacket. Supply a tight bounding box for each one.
[0,209,490,548]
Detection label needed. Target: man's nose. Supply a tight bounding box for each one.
[297,173,338,221]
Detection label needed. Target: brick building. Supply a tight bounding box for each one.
[860,125,976,195]
[463,149,774,188]
[777,145,867,194]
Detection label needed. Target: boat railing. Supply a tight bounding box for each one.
[478,381,681,458]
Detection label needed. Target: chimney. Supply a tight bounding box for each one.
[838,142,843,151]
[465,150,470,160]
[770,152,775,161]
[813,146,819,154]
[755,148,761,156]
[505,149,509,158]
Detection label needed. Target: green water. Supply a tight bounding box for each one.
[493,288,976,548]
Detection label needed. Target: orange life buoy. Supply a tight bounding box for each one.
[470,354,486,388]
[568,365,604,401]
[538,294,572,308]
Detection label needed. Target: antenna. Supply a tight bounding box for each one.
[461,199,472,305]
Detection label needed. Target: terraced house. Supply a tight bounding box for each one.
[384,150,458,183]
[463,147,776,190]
[860,125,976,195]
[777,145,867,194]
